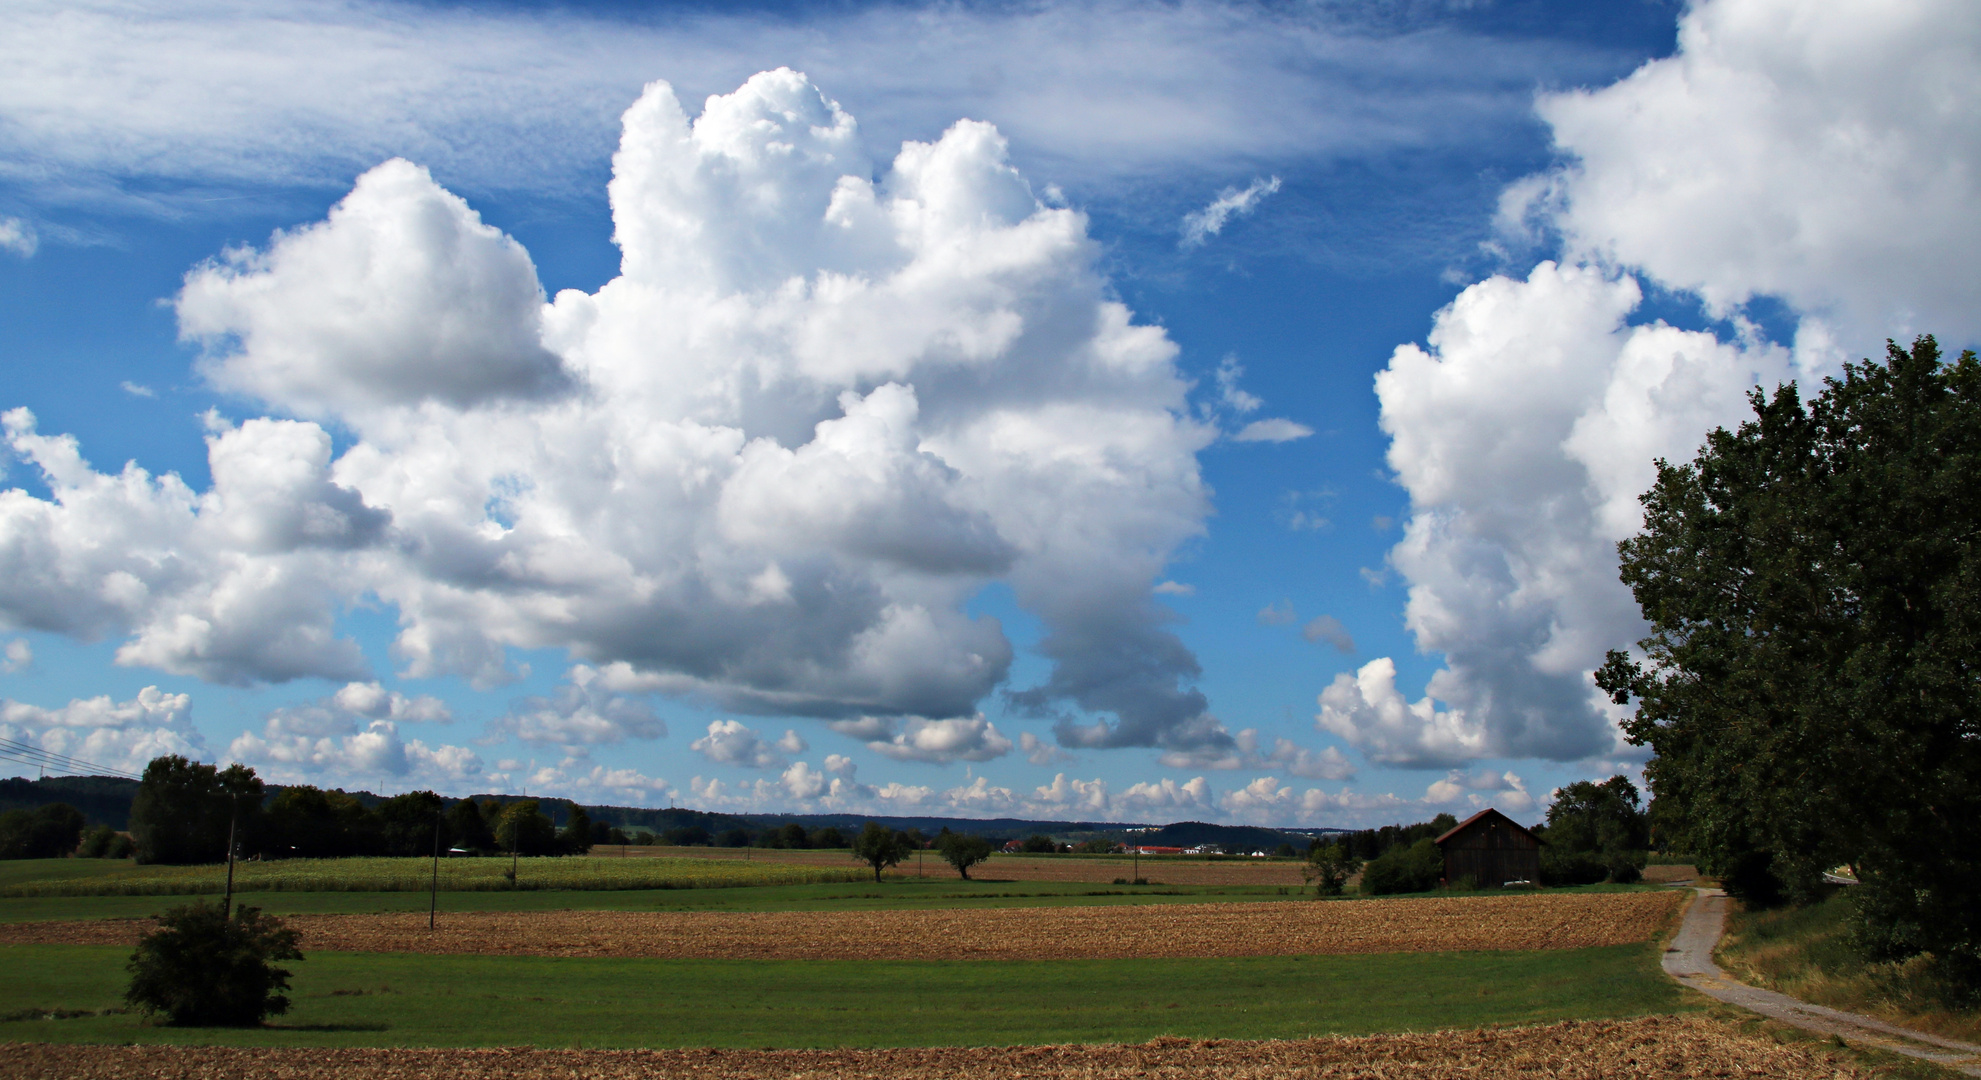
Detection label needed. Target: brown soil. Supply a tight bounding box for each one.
[0,1016,1870,1078]
[0,891,1681,960]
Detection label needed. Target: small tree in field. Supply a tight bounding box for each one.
[851,822,913,882]
[938,832,993,879]
[1303,841,1360,897]
[126,901,302,1026]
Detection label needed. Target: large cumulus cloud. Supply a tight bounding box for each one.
[0,70,1223,754]
[1340,0,1977,767]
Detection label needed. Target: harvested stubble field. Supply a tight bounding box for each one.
[0,890,1680,960]
[0,1016,1870,1079]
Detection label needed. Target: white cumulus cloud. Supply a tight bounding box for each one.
[485,668,665,748]
[690,719,788,769]
[227,684,484,788]
[864,715,1014,764]
[0,70,1228,761]
[1361,0,1981,769]
[0,686,203,777]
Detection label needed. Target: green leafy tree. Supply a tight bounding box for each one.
[1535,776,1649,885]
[0,802,86,859]
[1598,336,1981,980]
[125,901,303,1026]
[1303,841,1361,896]
[850,822,913,882]
[129,756,264,865]
[809,826,846,849]
[374,791,447,857]
[495,800,557,856]
[772,822,809,849]
[1019,834,1056,854]
[1072,837,1118,854]
[262,786,373,858]
[938,832,994,879]
[558,804,594,855]
[446,797,496,853]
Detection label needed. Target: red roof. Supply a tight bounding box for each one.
[1433,807,1541,847]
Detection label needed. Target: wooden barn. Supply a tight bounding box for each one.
[1433,808,1541,888]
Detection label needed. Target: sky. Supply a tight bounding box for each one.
[2,0,1977,828]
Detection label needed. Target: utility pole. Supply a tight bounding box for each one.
[429,805,441,931]
[222,797,238,920]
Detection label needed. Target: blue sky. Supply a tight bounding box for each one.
[2,0,1975,827]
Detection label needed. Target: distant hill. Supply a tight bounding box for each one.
[0,774,1338,843]
[0,775,142,829]
[1129,820,1317,853]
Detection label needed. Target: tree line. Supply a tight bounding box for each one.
[123,756,620,864]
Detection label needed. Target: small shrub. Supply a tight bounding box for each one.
[126,901,303,1026]
[1360,838,1442,895]
[78,825,135,859]
[1303,842,1361,897]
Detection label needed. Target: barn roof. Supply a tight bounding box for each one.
[1433,807,1541,847]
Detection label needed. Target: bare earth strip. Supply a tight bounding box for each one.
[0,1016,1871,1079]
[0,891,1680,960]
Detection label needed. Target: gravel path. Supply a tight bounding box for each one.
[1665,886,1981,1076]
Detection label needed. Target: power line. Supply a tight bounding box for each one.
[0,737,141,781]
[0,735,129,776]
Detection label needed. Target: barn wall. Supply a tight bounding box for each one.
[1439,816,1541,886]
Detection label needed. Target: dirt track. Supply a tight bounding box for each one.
[0,891,1681,960]
[0,1016,1869,1079]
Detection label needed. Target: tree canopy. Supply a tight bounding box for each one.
[1534,776,1648,886]
[1598,336,1981,979]
[850,822,914,882]
[937,832,993,879]
[129,756,264,865]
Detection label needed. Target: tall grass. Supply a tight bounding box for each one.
[1718,891,1981,1042]
[0,856,869,897]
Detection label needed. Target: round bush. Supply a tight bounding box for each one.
[125,901,303,1026]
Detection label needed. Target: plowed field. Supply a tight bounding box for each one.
[0,1016,1868,1079]
[0,890,1680,960]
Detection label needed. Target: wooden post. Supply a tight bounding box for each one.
[222,800,237,920]
[429,806,441,931]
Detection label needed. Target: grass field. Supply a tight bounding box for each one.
[1717,891,1981,1043]
[0,855,870,896]
[0,941,1692,1048]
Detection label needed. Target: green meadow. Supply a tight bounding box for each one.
[0,942,1692,1049]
